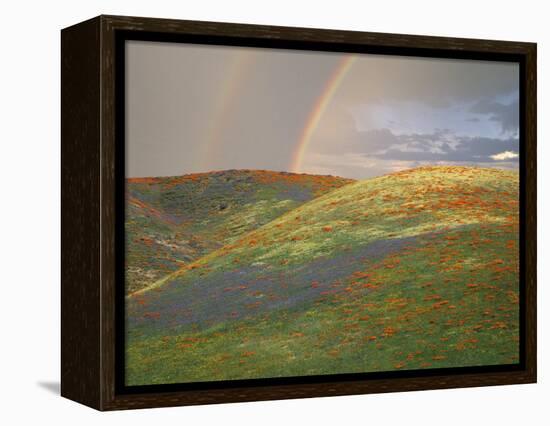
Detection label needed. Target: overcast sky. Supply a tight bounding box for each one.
[126,40,519,179]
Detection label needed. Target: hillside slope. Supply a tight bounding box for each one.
[126,166,519,385]
[126,170,353,294]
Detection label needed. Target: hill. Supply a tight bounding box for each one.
[126,166,520,385]
[126,170,353,294]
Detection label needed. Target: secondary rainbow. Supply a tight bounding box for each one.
[200,52,254,170]
[289,55,357,173]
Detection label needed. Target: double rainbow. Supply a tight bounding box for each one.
[200,53,356,173]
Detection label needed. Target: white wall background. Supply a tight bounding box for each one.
[0,0,545,423]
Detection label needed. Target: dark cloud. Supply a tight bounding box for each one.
[126,41,520,179]
[337,57,519,109]
[352,128,399,151]
[354,128,519,164]
[470,98,519,134]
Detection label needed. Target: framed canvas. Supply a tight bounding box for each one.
[61,15,537,410]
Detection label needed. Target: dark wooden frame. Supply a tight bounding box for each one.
[61,14,537,411]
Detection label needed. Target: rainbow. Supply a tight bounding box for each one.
[289,55,357,173]
[200,52,254,170]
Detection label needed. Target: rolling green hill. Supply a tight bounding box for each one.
[126,166,519,385]
[126,170,353,294]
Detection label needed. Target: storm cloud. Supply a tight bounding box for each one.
[126,41,520,179]
[353,129,519,163]
[470,98,519,135]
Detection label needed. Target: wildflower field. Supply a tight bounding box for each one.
[125,166,519,385]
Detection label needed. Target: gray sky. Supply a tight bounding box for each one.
[126,40,519,179]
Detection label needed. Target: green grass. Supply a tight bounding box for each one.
[125,166,519,385]
[125,170,353,294]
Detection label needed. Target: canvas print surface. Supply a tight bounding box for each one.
[124,41,520,386]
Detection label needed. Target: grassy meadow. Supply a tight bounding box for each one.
[125,166,520,385]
